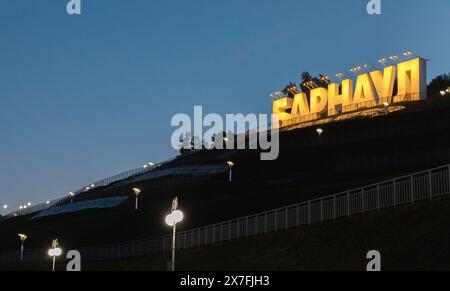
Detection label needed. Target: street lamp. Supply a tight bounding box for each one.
[316,128,324,145]
[165,197,184,272]
[69,192,75,204]
[132,188,141,210]
[335,72,345,80]
[18,233,27,262]
[389,55,401,63]
[227,161,235,182]
[378,58,388,67]
[383,102,390,115]
[48,239,62,272]
[2,204,7,215]
[144,162,155,170]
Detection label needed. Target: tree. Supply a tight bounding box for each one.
[281,82,298,98]
[428,73,450,98]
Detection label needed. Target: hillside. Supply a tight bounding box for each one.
[1,96,450,251]
[4,195,450,271]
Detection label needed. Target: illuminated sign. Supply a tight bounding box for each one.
[273,58,427,128]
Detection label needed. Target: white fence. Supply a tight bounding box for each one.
[1,164,449,264]
[0,158,177,220]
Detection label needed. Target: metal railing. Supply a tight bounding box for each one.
[1,157,177,220]
[1,164,448,264]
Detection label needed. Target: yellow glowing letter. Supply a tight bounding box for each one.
[370,66,396,104]
[328,79,354,115]
[310,88,328,115]
[394,58,427,102]
[291,93,310,117]
[272,97,293,127]
[353,73,377,108]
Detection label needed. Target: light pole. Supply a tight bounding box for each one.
[132,188,141,210]
[165,197,184,272]
[227,161,234,182]
[316,128,323,145]
[2,204,7,216]
[383,102,390,116]
[48,239,62,272]
[18,233,27,262]
[69,192,75,204]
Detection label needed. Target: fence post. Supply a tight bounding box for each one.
[393,180,397,207]
[285,208,289,231]
[274,210,278,231]
[362,189,365,213]
[264,213,268,233]
[308,202,311,225]
[448,165,450,194]
[377,184,380,211]
[296,204,300,227]
[320,199,323,223]
[411,176,415,204]
[429,171,433,200]
[246,218,249,237]
[333,196,336,219]
[347,192,350,217]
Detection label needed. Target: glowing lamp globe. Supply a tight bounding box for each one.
[48,248,62,257]
[165,214,175,226]
[172,210,184,224]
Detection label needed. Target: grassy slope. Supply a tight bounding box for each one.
[1,96,449,258]
[4,195,450,271]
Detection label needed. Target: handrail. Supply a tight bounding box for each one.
[2,163,448,263]
[1,157,177,220]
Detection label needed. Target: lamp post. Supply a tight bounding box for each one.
[316,128,323,145]
[132,188,141,210]
[227,161,234,182]
[2,204,7,215]
[48,239,62,272]
[69,192,75,204]
[335,72,345,81]
[383,102,390,116]
[18,233,27,262]
[378,58,388,67]
[165,197,184,272]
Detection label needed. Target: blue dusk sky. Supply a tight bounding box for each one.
[1,0,450,209]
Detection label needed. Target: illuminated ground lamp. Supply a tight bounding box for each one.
[132,188,141,210]
[383,102,390,115]
[378,58,388,67]
[227,161,235,182]
[316,128,324,145]
[48,239,62,272]
[165,197,184,272]
[335,72,345,81]
[69,192,75,204]
[18,233,27,262]
[389,55,401,64]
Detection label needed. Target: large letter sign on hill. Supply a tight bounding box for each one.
[273,58,427,128]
